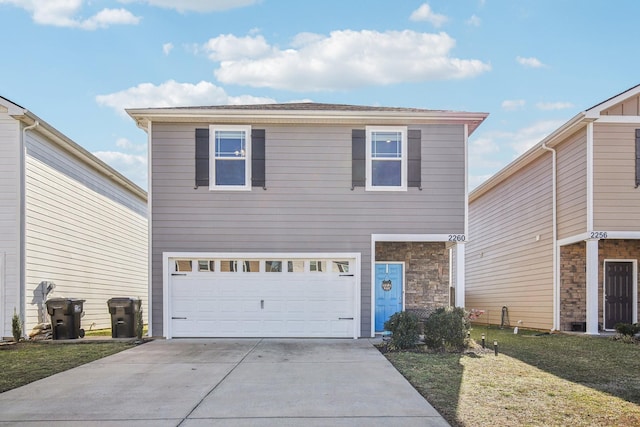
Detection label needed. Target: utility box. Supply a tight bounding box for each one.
[107,297,141,338]
[46,298,85,340]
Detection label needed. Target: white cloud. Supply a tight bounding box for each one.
[96,80,276,115]
[410,3,448,27]
[94,150,148,189]
[202,34,273,61]
[516,56,545,68]
[536,101,574,111]
[0,0,140,29]
[466,14,481,27]
[509,120,565,155]
[208,30,490,91]
[78,8,140,30]
[118,0,259,13]
[501,99,526,111]
[162,42,174,55]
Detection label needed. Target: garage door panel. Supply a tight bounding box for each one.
[168,256,357,338]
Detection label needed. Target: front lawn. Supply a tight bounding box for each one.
[385,327,640,426]
[0,341,135,393]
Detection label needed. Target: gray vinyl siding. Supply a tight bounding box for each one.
[150,123,466,336]
[556,129,587,239]
[593,123,640,231]
[0,111,20,338]
[466,153,554,330]
[23,131,148,331]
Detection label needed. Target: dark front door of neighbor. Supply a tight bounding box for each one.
[604,261,634,330]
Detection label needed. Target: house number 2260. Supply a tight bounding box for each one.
[448,234,466,242]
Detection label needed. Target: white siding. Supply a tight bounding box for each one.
[467,153,554,330]
[0,111,20,338]
[24,131,148,331]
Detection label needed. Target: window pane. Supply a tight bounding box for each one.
[215,131,246,158]
[198,260,214,272]
[310,261,324,272]
[266,261,282,272]
[215,160,246,186]
[287,260,304,273]
[372,160,401,186]
[220,260,237,272]
[175,260,192,272]
[372,131,401,158]
[332,261,350,273]
[243,261,260,272]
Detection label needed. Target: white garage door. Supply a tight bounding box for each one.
[166,254,358,338]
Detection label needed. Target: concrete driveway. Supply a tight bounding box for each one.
[0,339,449,426]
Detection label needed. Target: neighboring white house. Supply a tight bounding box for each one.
[0,96,148,338]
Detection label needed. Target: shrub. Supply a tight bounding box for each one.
[136,306,144,340]
[615,322,640,337]
[12,308,22,343]
[423,307,470,351]
[384,311,421,350]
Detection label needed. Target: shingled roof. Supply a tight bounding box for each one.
[127,101,488,135]
[160,102,450,113]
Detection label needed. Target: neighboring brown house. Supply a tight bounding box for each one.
[466,85,640,334]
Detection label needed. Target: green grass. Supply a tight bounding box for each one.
[0,341,135,393]
[384,327,640,427]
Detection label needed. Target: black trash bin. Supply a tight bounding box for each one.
[107,297,141,338]
[46,298,85,340]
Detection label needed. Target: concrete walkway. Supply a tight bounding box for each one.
[0,339,449,426]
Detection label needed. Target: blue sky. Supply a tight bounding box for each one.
[1,0,638,190]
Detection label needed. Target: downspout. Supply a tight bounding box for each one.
[541,142,558,331]
[19,121,39,334]
[135,119,152,337]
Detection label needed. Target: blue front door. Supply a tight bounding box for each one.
[375,263,403,332]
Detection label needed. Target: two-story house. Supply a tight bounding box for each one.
[466,85,640,334]
[127,103,487,338]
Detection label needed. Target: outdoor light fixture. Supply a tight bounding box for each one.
[481,333,485,349]
[494,340,499,356]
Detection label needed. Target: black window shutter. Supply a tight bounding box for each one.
[352,129,366,188]
[408,129,422,188]
[252,129,266,188]
[195,128,209,188]
[636,129,640,188]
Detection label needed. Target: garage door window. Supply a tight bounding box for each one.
[198,260,215,272]
[310,261,324,272]
[266,261,282,272]
[333,261,350,273]
[176,260,192,272]
[288,260,304,273]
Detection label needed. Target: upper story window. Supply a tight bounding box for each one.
[210,125,252,190]
[366,126,407,191]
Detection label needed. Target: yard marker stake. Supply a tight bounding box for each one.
[494,340,498,356]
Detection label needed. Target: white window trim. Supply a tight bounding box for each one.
[209,124,252,191]
[365,126,407,191]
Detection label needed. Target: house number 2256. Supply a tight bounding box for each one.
[590,231,608,239]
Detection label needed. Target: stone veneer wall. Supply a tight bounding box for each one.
[375,242,450,316]
[560,242,586,331]
[560,239,640,331]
